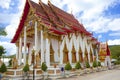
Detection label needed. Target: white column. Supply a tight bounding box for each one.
[73,35,79,62]
[28,44,31,65]
[60,39,64,64]
[19,37,22,65]
[66,35,72,64]
[46,38,50,67]
[16,44,19,59]
[35,21,38,55]
[41,30,44,64]
[24,26,27,65]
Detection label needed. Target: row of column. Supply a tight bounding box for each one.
[16,21,97,66]
[59,33,96,64]
[16,21,51,67]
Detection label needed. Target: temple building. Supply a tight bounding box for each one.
[99,42,111,68]
[11,0,99,69]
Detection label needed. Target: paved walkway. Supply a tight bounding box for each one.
[58,69,120,80]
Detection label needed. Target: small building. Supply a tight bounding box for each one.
[99,42,111,68]
[11,0,99,74]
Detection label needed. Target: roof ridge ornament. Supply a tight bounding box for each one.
[48,0,51,4]
[39,0,42,4]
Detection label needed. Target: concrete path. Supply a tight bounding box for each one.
[58,69,120,80]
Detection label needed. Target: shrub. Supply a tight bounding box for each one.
[65,62,72,71]
[92,61,97,68]
[23,64,30,72]
[86,61,90,68]
[41,62,47,72]
[114,61,120,65]
[98,61,101,67]
[8,59,12,66]
[0,63,7,73]
[75,62,81,69]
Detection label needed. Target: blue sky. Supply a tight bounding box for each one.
[0,0,120,55]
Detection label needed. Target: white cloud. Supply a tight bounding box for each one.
[0,13,14,24]
[5,14,20,39]
[0,41,16,55]
[108,39,120,45]
[108,18,120,31]
[109,32,120,37]
[0,0,26,55]
[98,35,102,39]
[0,0,11,9]
[1,0,120,55]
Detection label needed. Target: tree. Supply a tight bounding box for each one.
[109,45,120,59]
[0,27,7,36]
[8,59,12,66]
[41,62,47,72]
[92,61,98,68]
[86,61,90,68]
[98,61,101,67]
[23,64,30,72]
[65,62,72,71]
[0,45,6,59]
[75,62,81,69]
[0,63,7,73]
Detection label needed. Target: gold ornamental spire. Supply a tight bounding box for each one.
[39,0,42,4]
[48,0,51,3]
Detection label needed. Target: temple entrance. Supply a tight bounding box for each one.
[79,47,83,62]
[63,43,69,63]
[90,49,93,62]
[50,43,54,63]
[85,48,88,62]
[72,45,76,63]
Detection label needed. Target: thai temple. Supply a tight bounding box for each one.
[99,42,111,68]
[11,0,99,75]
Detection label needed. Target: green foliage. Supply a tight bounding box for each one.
[0,45,6,57]
[114,61,120,65]
[98,61,101,67]
[41,62,47,72]
[8,59,12,66]
[75,62,81,69]
[0,63,7,73]
[0,27,7,36]
[109,45,120,60]
[23,64,30,72]
[92,61,97,68]
[65,62,72,70]
[86,61,90,68]
[4,55,15,58]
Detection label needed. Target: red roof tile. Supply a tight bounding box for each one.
[11,0,93,43]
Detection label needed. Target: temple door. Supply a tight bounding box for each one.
[85,48,89,62]
[50,44,54,63]
[72,45,76,63]
[90,49,93,62]
[63,43,69,63]
[79,47,83,62]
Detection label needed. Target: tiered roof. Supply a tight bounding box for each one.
[11,0,93,43]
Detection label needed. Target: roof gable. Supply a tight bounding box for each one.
[11,0,92,43]
[11,0,30,43]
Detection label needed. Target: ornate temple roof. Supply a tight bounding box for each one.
[11,0,92,43]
